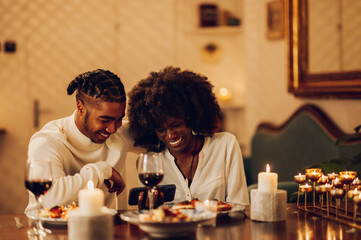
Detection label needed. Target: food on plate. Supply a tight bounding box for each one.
[139,206,191,222]
[173,199,233,212]
[40,202,78,220]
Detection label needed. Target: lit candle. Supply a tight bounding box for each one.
[299,183,312,193]
[354,193,361,206]
[79,180,104,214]
[348,188,359,198]
[320,183,332,193]
[294,173,306,184]
[258,164,278,193]
[327,172,338,181]
[317,175,329,185]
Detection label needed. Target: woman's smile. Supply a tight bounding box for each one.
[168,137,183,147]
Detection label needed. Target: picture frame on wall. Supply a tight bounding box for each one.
[266,1,285,39]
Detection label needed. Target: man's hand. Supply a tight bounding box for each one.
[137,189,164,210]
[104,167,125,196]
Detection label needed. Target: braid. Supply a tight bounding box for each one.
[67,69,126,103]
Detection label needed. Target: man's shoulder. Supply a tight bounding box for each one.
[31,116,71,143]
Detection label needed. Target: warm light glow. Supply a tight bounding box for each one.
[87,180,95,190]
[204,199,210,206]
[219,87,229,97]
[298,173,301,176]
[266,164,271,173]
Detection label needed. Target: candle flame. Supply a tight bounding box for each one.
[354,188,358,194]
[87,180,95,190]
[359,192,361,198]
[266,164,271,173]
[298,173,301,176]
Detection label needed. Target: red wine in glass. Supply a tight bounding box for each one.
[25,179,53,199]
[138,153,164,210]
[25,159,53,237]
[139,172,164,187]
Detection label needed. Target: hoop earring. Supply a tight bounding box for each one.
[192,130,197,136]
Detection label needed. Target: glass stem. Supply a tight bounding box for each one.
[148,188,154,210]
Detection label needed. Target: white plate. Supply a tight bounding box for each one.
[217,203,246,217]
[121,209,216,237]
[27,207,117,226]
[169,202,246,217]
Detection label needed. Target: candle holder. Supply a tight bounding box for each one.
[320,183,332,216]
[305,169,322,207]
[294,173,307,207]
[315,185,324,209]
[339,171,357,216]
[300,183,312,208]
[317,175,329,185]
[327,172,338,181]
[353,194,361,223]
[351,177,361,190]
[330,188,345,219]
[297,170,361,229]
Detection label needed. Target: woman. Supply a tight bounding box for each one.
[128,66,249,207]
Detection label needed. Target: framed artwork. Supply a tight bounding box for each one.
[266,1,285,39]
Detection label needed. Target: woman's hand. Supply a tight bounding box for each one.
[104,167,125,196]
[137,189,164,210]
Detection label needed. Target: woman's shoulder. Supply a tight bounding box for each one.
[203,132,238,150]
[210,132,237,142]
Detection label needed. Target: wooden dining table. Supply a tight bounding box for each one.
[1,204,361,240]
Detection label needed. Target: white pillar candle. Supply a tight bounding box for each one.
[79,180,104,215]
[258,164,278,192]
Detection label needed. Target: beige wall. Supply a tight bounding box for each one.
[242,0,361,156]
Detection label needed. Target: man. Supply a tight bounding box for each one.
[25,69,136,212]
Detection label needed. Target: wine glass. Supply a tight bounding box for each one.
[137,153,164,210]
[25,158,53,237]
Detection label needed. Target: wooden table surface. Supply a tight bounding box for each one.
[1,204,361,240]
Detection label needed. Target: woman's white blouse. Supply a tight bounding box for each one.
[157,132,249,207]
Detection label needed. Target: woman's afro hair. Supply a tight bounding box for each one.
[128,66,221,152]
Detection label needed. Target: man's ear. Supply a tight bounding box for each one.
[76,100,85,114]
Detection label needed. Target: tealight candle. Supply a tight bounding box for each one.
[354,193,361,206]
[330,188,344,198]
[348,188,360,198]
[320,183,332,193]
[300,183,312,193]
[305,170,322,182]
[332,177,343,188]
[351,177,361,190]
[327,172,338,181]
[294,173,306,184]
[79,180,104,215]
[258,164,278,193]
[317,175,329,185]
[339,171,357,185]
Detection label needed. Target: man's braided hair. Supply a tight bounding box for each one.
[67,69,126,103]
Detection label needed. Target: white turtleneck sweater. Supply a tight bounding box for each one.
[25,111,135,213]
